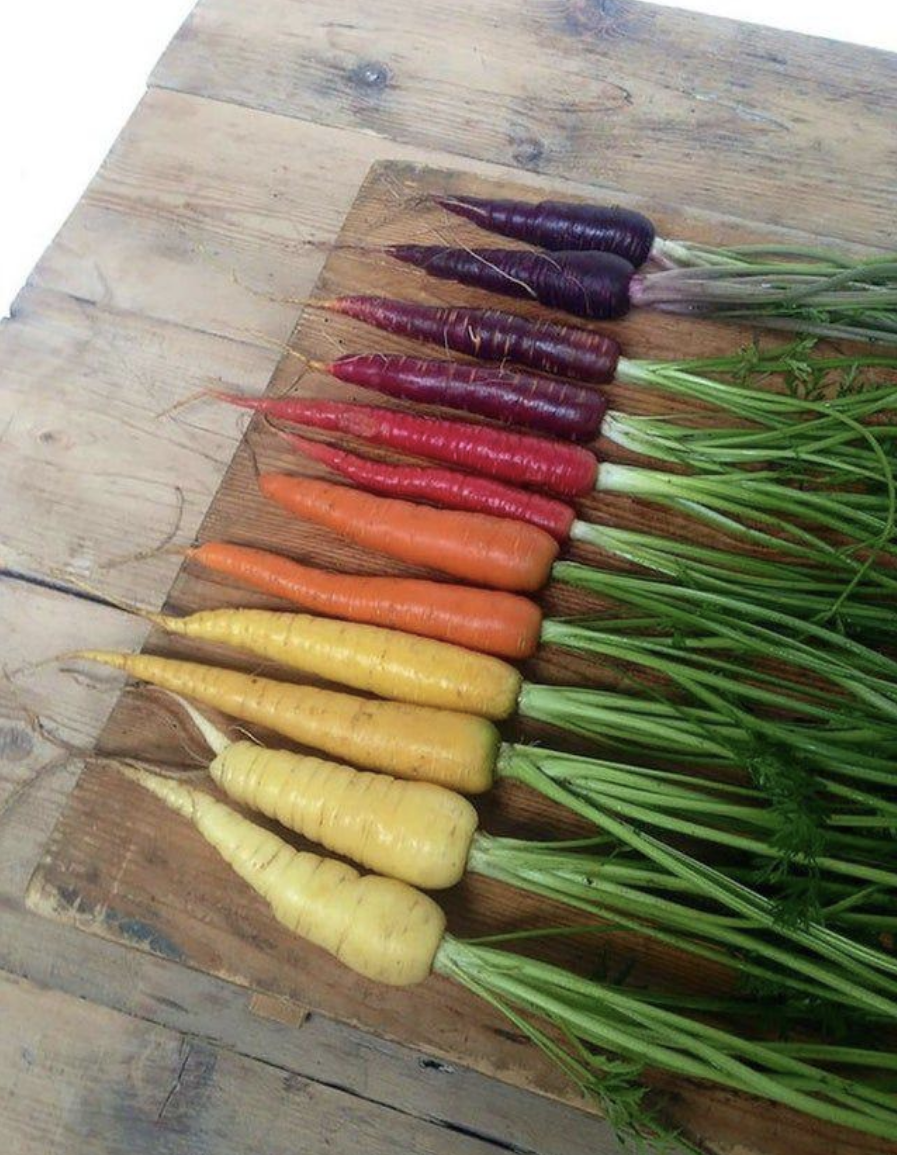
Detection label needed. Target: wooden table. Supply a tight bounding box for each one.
[1,4,894,1152]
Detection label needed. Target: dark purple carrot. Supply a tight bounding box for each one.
[320,296,621,384]
[311,353,607,442]
[277,430,577,540]
[389,245,635,321]
[436,194,656,266]
[391,233,897,343]
[211,392,599,496]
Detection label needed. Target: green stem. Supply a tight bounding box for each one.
[568,523,897,634]
[499,746,897,1010]
[436,938,897,1140]
[554,565,897,683]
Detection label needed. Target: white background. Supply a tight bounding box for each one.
[1,1,894,317]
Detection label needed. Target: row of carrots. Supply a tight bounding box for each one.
[75,190,897,1144]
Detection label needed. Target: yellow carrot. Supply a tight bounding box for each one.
[137,605,521,719]
[78,652,498,793]
[180,696,478,888]
[120,764,445,985]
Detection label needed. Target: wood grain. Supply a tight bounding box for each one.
[153,0,897,249]
[0,286,271,607]
[0,971,524,1155]
[24,160,896,1155]
[26,88,500,349]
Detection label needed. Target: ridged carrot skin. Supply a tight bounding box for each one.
[282,432,576,540]
[122,765,446,985]
[210,739,479,888]
[436,195,656,266]
[188,543,544,660]
[81,652,500,793]
[214,394,600,496]
[320,296,621,384]
[320,353,608,441]
[145,604,523,718]
[389,245,635,320]
[258,474,560,592]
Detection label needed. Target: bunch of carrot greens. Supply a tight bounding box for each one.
[78,188,897,1145]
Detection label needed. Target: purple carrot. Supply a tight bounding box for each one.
[389,245,635,321]
[437,194,655,266]
[320,296,621,384]
[313,353,607,442]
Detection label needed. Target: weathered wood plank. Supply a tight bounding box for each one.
[153,0,897,248]
[26,89,523,348]
[0,971,521,1155]
[0,287,272,606]
[0,581,149,892]
[0,918,606,1155]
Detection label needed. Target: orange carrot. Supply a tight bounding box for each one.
[258,474,559,592]
[188,543,543,659]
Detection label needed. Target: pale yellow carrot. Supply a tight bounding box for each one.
[120,764,445,985]
[181,696,478,888]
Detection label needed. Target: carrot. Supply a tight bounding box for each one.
[281,432,576,539]
[314,353,607,441]
[319,295,621,384]
[389,244,635,320]
[188,542,543,659]
[79,652,499,792]
[436,194,656,264]
[124,601,523,718]
[177,696,478,888]
[215,393,599,496]
[121,764,445,984]
[390,243,897,342]
[257,474,560,592]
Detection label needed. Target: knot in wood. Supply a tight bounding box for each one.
[0,725,34,762]
[350,60,391,90]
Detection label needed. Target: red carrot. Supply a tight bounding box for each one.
[213,393,599,496]
[258,474,560,591]
[281,431,577,540]
[319,296,621,384]
[316,353,607,442]
[436,194,656,266]
[389,245,635,321]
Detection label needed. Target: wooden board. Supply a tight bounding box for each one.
[24,160,893,1155]
[0,970,513,1155]
[153,0,897,249]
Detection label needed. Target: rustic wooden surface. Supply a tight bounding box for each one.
[22,155,897,1155]
[2,2,896,1153]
